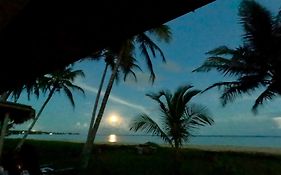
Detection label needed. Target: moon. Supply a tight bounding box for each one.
[110,115,118,123]
[107,114,121,126]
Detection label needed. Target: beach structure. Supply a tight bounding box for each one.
[0,102,35,161]
[0,0,215,93]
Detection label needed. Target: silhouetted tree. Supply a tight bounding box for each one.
[130,85,213,175]
[193,0,281,113]
[16,66,85,150]
[130,85,213,149]
[81,24,171,169]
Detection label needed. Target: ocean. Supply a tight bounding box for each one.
[8,134,281,148]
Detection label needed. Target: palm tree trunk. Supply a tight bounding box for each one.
[0,113,10,163]
[81,50,124,169]
[87,64,108,140]
[15,87,56,150]
[81,63,108,163]
[0,91,11,102]
[173,140,181,175]
[0,91,12,162]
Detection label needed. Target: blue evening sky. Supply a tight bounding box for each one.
[15,0,281,141]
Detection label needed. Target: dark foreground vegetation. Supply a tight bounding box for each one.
[3,139,281,175]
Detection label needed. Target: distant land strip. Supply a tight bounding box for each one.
[94,134,281,138]
[9,130,79,135]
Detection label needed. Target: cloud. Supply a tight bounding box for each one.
[83,112,91,117]
[75,122,88,129]
[126,71,151,82]
[160,60,186,73]
[272,117,281,129]
[76,81,148,113]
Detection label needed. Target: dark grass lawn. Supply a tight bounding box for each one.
[3,139,281,175]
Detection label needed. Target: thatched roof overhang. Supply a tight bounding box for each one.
[0,0,215,93]
[0,101,35,124]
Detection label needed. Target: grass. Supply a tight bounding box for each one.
[3,139,281,175]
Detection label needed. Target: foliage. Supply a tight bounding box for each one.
[130,85,213,148]
[81,24,172,169]
[193,0,281,113]
[39,66,85,106]
[87,24,171,83]
[15,65,85,150]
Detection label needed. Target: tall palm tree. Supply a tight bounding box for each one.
[82,48,141,156]
[15,66,85,150]
[130,85,214,149]
[193,0,281,113]
[81,24,172,168]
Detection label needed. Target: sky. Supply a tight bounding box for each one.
[14,0,281,142]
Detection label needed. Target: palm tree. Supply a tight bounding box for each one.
[81,24,172,168]
[0,73,48,158]
[15,66,85,150]
[82,48,141,157]
[130,85,213,149]
[193,0,281,113]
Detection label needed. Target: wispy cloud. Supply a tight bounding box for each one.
[76,81,148,113]
[272,117,281,129]
[124,72,154,91]
[160,60,187,73]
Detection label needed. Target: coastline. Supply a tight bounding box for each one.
[184,144,281,155]
[7,137,281,155]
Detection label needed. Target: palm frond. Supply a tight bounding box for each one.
[206,46,236,55]
[172,85,193,102]
[219,73,269,106]
[129,113,172,146]
[62,85,75,108]
[182,89,201,106]
[137,33,166,62]
[171,85,195,119]
[239,0,273,51]
[64,81,85,95]
[146,91,170,114]
[184,105,214,129]
[120,54,142,82]
[147,24,172,43]
[138,41,156,82]
[193,56,232,72]
[252,86,276,113]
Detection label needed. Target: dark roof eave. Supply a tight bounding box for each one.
[0,0,215,93]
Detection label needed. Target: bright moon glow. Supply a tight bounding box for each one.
[108,134,117,143]
[110,115,118,123]
[107,114,122,126]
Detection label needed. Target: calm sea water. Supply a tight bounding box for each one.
[8,134,281,148]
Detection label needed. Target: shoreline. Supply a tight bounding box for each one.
[184,144,281,155]
[7,138,281,155]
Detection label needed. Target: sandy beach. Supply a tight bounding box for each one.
[185,144,281,155]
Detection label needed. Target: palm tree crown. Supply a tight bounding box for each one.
[88,24,171,82]
[15,66,85,150]
[39,66,85,106]
[193,0,281,113]
[130,85,213,148]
